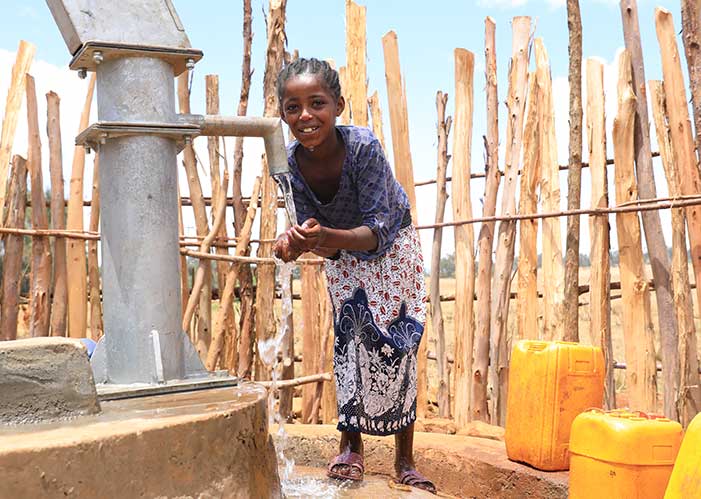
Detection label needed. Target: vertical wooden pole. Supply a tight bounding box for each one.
[1,156,27,340]
[177,72,212,358]
[650,80,701,426]
[26,74,51,338]
[433,91,451,418]
[66,74,95,339]
[517,74,540,342]
[681,0,701,159]
[621,0,678,420]
[47,91,67,337]
[472,17,500,423]
[87,155,102,339]
[586,59,615,409]
[535,38,565,342]
[382,30,426,415]
[255,0,286,380]
[232,0,256,377]
[320,271,337,423]
[368,91,386,150]
[178,185,190,323]
[301,258,322,423]
[0,41,34,217]
[452,49,476,428]
[613,50,657,413]
[338,67,352,126]
[655,8,701,365]
[489,17,531,425]
[346,0,368,127]
[564,0,583,342]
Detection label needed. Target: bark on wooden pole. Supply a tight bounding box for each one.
[489,17,531,425]
[346,0,368,126]
[1,156,27,340]
[650,80,701,426]
[452,49,476,427]
[382,30,426,416]
[255,0,286,380]
[26,74,51,338]
[207,177,261,371]
[232,0,256,377]
[339,67,352,126]
[47,91,67,337]
[564,0,583,341]
[66,74,95,339]
[681,0,701,160]
[536,38,565,342]
[586,59,615,409]
[472,17,500,423]
[0,41,34,217]
[301,255,323,423]
[368,91,386,151]
[433,91,451,419]
[87,155,102,339]
[655,8,701,349]
[621,0,678,420]
[517,74,540,341]
[177,72,212,358]
[613,50,657,413]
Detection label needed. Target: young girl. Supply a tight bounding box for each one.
[273,58,435,494]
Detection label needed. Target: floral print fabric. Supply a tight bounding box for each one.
[325,226,427,436]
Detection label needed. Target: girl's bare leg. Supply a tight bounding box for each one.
[394,423,436,493]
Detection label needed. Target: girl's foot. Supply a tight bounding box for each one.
[396,468,436,494]
[327,449,364,481]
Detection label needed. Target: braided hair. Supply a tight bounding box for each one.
[276,57,342,102]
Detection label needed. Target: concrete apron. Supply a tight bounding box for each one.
[0,384,280,498]
[278,424,569,499]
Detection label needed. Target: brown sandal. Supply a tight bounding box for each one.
[397,469,437,494]
[327,450,364,481]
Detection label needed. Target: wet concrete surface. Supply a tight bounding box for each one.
[283,466,440,498]
[0,383,281,498]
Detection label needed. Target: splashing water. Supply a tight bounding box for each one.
[274,173,298,227]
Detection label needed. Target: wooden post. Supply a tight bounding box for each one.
[320,271,337,423]
[177,72,212,358]
[368,91,386,150]
[0,41,34,217]
[535,38,565,342]
[586,59,615,409]
[655,8,701,372]
[338,67,352,126]
[66,74,95,339]
[472,17,500,423]
[346,0,368,126]
[87,155,102,339]
[681,0,701,159]
[564,0,583,342]
[433,91,452,418]
[254,0,286,380]
[1,156,27,340]
[489,17,531,425]
[301,256,323,423]
[232,0,256,376]
[453,49,477,427]
[207,177,261,371]
[517,74,540,341]
[621,0,678,420]
[47,91,67,337]
[613,50,657,413]
[26,74,51,338]
[177,185,190,325]
[382,30,427,416]
[650,80,701,426]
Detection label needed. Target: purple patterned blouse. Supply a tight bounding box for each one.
[287,125,411,260]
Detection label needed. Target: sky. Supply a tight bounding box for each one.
[0,0,686,263]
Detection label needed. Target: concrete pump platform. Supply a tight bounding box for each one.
[0,383,280,499]
[279,424,569,498]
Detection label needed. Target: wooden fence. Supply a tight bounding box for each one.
[1,0,701,429]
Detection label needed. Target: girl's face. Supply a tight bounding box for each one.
[280,73,345,151]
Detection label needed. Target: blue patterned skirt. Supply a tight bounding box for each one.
[324,226,427,436]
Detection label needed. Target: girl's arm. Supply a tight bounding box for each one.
[287,219,378,253]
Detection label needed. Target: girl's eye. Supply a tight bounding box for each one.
[285,104,298,113]
[313,100,325,107]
